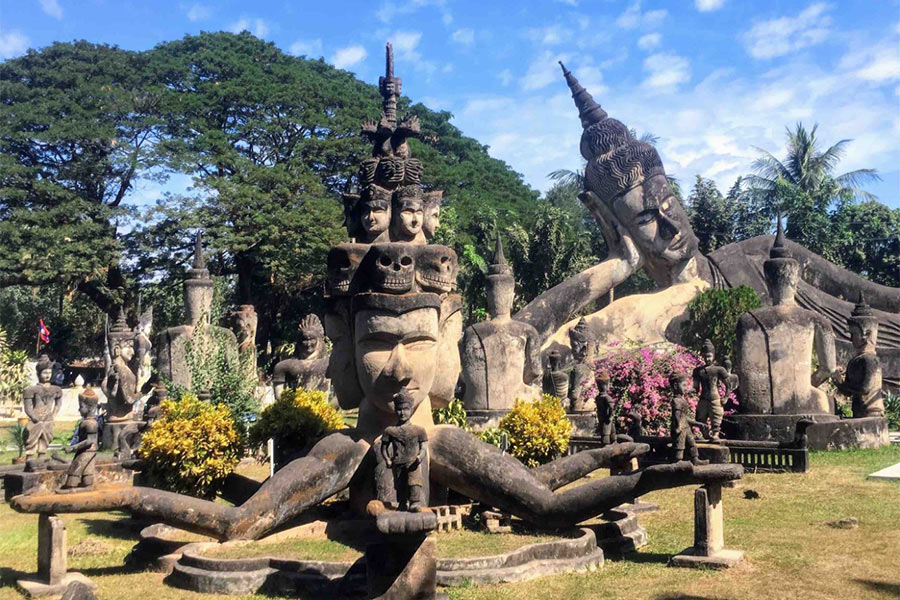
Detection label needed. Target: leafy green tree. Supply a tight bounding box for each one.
[728,176,771,241]
[686,175,734,254]
[829,200,900,287]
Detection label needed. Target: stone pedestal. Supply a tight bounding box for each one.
[17,513,96,597]
[669,484,744,569]
[366,533,445,600]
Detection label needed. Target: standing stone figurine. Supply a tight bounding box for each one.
[670,373,708,465]
[692,339,734,440]
[568,318,599,413]
[60,388,99,492]
[544,350,570,400]
[376,390,428,511]
[833,293,884,418]
[595,373,617,445]
[272,314,330,399]
[461,235,542,411]
[22,355,63,460]
[231,304,259,383]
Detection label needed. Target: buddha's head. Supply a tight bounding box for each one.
[185,231,214,326]
[671,372,690,397]
[391,186,425,242]
[561,63,698,286]
[78,387,99,418]
[422,191,443,239]
[848,292,878,353]
[297,314,325,359]
[485,235,515,319]
[701,339,716,366]
[569,317,596,364]
[232,305,258,347]
[360,185,392,242]
[763,220,800,306]
[36,354,53,384]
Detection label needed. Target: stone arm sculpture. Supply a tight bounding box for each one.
[52,387,62,417]
[65,435,94,454]
[22,388,38,423]
[523,326,543,387]
[811,316,837,388]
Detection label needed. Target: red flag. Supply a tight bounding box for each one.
[38,319,50,344]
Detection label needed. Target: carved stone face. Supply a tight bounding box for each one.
[38,368,52,384]
[486,276,514,319]
[368,244,415,293]
[675,377,690,396]
[703,351,715,366]
[298,333,321,359]
[614,173,697,282]
[233,308,257,344]
[763,259,800,306]
[423,204,440,238]
[327,245,366,296]
[396,402,412,424]
[117,343,135,362]
[415,246,457,294]
[354,307,440,415]
[849,321,878,353]
[571,338,593,364]
[361,201,391,239]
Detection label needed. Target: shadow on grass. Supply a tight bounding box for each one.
[78,564,135,577]
[0,565,31,590]
[618,551,671,565]
[81,517,141,541]
[655,595,722,600]
[854,579,900,598]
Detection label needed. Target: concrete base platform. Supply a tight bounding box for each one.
[17,572,95,597]
[724,414,888,449]
[669,548,744,569]
[868,462,900,482]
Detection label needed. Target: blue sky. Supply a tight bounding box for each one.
[2,0,899,208]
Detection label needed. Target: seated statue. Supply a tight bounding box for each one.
[272,314,330,399]
[833,293,884,417]
[692,339,734,440]
[22,355,62,460]
[60,388,99,493]
[461,235,542,411]
[516,63,900,396]
[735,221,836,415]
[568,318,599,413]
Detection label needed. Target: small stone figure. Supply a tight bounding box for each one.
[692,339,732,440]
[544,350,570,400]
[833,293,884,418]
[104,313,141,422]
[272,314,330,399]
[568,318,599,413]
[60,388,99,492]
[670,373,708,465]
[595,373,617,445]
[377,390,428,511]
[22,355,63,460]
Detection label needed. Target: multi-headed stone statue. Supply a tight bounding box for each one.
[461,235,542,412]
[692,339,735,440]
[272,314,330,399]
[735,221,837,416]
[833,293,884,418]
[568,318,599,413]
[60,388,99,493]
[22,355,62,460]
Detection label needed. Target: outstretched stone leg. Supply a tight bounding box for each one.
[11,432,370,541]
[429,426,742,529]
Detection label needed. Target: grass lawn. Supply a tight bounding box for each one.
[0,446,898,599]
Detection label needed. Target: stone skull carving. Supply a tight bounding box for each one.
[326,243,368,296]
[415,245,458,294]
[364,243,415,293]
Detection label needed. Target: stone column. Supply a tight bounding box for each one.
[17,513,96,597]
[669,483,744,569]
[366,533,441,600]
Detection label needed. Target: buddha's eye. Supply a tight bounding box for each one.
[636,210,657,226]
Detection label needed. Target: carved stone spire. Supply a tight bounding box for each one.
[559,61,607,128]
[770,217,791,259]
[852,291,874,317]
[378,42,401,128]
[488,233,512,276]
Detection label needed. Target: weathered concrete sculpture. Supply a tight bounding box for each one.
[595,373,617,445]
[22,355,62,460]
[374,389,429,511]
[692,339,733,440]
[461,235,542,413]
[272,314,330,399]
[10,47,742,545]
[518,63,900,398]
[544,350,570,400]
[422,191,442,240]
[231,304,258,383]
[731,222,837,438]
[568,318,598,413]
[114,386,164,461]
[833,293,884,418]
[670,374,708,465]
[103,313,141,422]
[60,389,99,493]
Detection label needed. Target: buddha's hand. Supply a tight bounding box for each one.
[579,190,642,270]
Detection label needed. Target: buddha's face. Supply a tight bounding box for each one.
[764,259,799,306]
[361,202,390,237]
[486,278,514,318]
[849,322,877,353]
[38,368,52,384]
[298,333,321,359]
[354,307,439,415]
[614,173,697,282]
[702,351,715,366]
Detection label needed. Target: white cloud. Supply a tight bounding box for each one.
[451,28,475,46]
[742,3,832,59]
[0,30,29,59]
[290,38,323,57]
[331,45,368,69]
[637,33,661,51]
[498,69,513,86]
[616,1,667,30]
[642,53,691,90]
[527,25,568,46]
[228,17,269,38]
[39,0,63,19]
[695,0,724,12]
[185,3,212,22]
[521,51,571,91]
[839,41,900,82]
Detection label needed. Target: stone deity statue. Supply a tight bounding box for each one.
[103,313,141,422]
[832,293,884,418]
[670,373,708,465]
[231,304,258,383]
[461,235,542,412]
[375,389,428,511]
[115,386,164,461]
[692,339,734,440]
[735,221,837,416]
[22,355,62,459]
[568,318,599,413]
[544,350,570,400]
[60,388,99,492]
[357,185,392,244]
[595,373,617,445]
[272,314,330,399]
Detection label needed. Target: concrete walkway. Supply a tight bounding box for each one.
[868,462,900,481]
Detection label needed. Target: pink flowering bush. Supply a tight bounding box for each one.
[593,342,738,436]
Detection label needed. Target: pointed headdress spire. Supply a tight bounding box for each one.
[852,290,874,317]
[559,61,607,128]
[193,230,206,270]
[770,217,791,259]
[487,232,512,277]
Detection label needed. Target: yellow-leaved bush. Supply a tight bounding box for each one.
[248,389,344,463]
[138,393,243,499]
[499,394,572,468]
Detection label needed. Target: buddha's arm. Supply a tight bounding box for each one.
[429,426,742,529]
[11,431,369,541]
[22,390,36,422]
[812,317,837,387]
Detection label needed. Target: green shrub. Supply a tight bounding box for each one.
[0,326,28,414]
[884,393,899,431]
[432,398,469,429]
[498,394,572,467]
[680,286,761,358]
[477,426,505,448]
[138,393,243,499]
[248,389,344,461]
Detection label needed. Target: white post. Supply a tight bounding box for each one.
[268,438,275,478]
